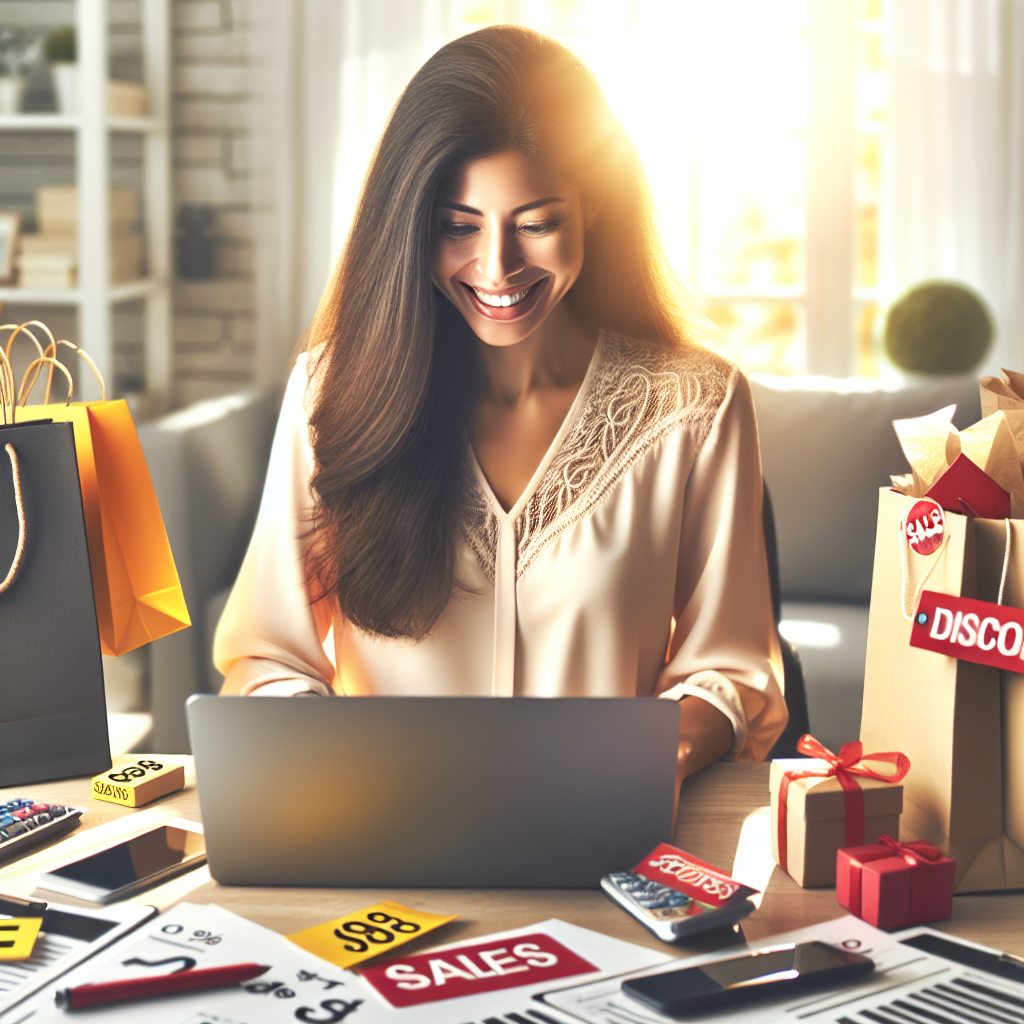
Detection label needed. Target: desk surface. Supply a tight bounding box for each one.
[2,760,1021,961]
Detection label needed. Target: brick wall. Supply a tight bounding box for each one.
[0,0,262,408]
[171,0,258,407]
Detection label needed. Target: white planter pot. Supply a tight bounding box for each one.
[52,62,78,114]
[0,76,25,115]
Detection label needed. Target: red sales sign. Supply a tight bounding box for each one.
[910,590,1024,672]
[361,932,597,1007]
[634,842,757,908]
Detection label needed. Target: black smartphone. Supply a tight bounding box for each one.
[37,823,206,904]
[622,941,875,1017]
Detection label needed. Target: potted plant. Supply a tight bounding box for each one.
[0,27,38,115]
[45,25,76,114]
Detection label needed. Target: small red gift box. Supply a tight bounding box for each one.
[836,835,955,930]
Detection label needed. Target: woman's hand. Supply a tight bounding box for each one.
[674,695,734,797]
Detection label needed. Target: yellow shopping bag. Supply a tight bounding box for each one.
[5,322,190,655]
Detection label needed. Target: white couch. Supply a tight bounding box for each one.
[138,391,278,752]
[751,373,983,751]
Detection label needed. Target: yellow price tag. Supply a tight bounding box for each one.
[90,758,185,808]
[0,917,43,961]
[287,901,457,970]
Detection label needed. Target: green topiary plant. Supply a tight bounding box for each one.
[883,280,993,375]
[44,25,75,64]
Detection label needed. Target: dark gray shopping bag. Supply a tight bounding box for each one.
[0,419,111,786]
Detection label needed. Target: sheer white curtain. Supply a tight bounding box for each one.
[881,0,1024,374]
[244,0,451,388]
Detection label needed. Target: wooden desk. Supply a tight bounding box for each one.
[2,760,1021,961]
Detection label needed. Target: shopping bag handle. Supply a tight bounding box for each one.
[18,357,74,408]
[0,347,15,425]
[46,340,106,403]
[2,322,107,404]
[2,321,54,403]
[1,443,26,594]
[2,320,54,363]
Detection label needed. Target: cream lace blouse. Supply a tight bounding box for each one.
[214,331,787,761]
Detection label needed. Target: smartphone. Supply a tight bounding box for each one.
[622,941,874,1017]
[37,823,206,904]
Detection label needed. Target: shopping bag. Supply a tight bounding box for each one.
[1,355,111,785]
[4,323,190,655]
[860,486,1024,892]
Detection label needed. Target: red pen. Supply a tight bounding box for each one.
[54,962,270,1011]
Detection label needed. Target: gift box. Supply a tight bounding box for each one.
[836,835,955,929]
[770,736,909,888]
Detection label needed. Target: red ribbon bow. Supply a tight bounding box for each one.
[777,735,911,875]
[876,834,943,865]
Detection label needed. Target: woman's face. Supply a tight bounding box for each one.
[431,150,589,348]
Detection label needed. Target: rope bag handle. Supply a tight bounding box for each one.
[2,322,107,405]
[46,339,106,403]
[18,357,74,408]
[0,346,15,425]
[2,321,56,400]
[1,442,26,593]
[900,496,1013,618]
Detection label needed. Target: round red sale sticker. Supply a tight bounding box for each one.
[905,501,945,555]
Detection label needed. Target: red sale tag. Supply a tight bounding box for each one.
[634,842,756,909]
[910,590,1024,671]
[360,932,597,1007]
[904,500,945,556]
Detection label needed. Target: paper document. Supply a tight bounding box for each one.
[536,914,1024,1024]
[6,903,670,1024]
[0,901,155,1018]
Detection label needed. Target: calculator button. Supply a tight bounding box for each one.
[0,815,14,827]
[31,813,52,826]
[4,822,27,837]
[11,809,30,820]
[48,806,67,817]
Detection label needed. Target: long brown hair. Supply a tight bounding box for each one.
[308,25,698,641]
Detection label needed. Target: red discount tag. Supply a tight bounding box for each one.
[904,501,945,556]
[634,842,755,909]
[360,932,597,1008]
[910,590,1024,672]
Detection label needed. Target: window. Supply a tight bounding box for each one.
[449,0,888,378]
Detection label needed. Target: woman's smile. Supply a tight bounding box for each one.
[462,278,550,320]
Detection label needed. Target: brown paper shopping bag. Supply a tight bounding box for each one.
[4,324,190,656]
[860,487,1024,892]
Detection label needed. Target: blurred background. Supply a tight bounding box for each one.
[1,0,1022,752]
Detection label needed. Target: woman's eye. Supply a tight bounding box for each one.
[519,220,560,236]
[440,221,478,238]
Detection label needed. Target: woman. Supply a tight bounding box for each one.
[215,26,787,780]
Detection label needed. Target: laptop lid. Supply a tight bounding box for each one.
[187,695,679,888]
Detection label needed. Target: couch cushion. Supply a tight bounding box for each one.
[752,374,982,602]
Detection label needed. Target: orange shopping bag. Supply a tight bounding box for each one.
[4,322,190,655]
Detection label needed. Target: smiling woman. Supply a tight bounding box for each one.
[213,26,788,778]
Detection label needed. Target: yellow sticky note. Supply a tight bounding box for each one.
[0,917,43,961]
[91,758,185,808]
[287,901,457,970]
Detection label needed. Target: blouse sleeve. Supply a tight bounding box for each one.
[213,354,336,697]
[656,368,788,761]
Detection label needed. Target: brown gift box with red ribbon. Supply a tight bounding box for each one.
[770,736,910,888]
[836,835,955,930]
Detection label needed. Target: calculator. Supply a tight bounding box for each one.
[0,798,83,862]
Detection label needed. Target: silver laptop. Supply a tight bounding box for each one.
[186,695,679,888]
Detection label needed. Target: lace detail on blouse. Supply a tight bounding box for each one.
[463,481,501,585]
[462,332,735,583]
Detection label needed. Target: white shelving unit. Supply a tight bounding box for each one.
[0,0,171,404]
